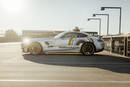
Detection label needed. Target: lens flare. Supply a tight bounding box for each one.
[23,38,31,45]
[1,0,24,12]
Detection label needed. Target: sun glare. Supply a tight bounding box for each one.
[1,0,24,12]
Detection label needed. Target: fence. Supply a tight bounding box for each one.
[127,36,130,56]
[103,35,130,57]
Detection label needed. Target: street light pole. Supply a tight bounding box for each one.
[88,18,101,35]
[119,7,122,34]
[93,14,109,35]
[101,7,122,34]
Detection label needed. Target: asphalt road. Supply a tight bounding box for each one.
[0,42,130,87]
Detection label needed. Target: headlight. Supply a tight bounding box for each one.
[22,38,31,45]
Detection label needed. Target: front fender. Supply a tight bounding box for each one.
[37,41,48,50]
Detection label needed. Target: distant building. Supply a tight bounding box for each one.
[0,35,5,42]
[22,30,63,38]
[22,30,98,38]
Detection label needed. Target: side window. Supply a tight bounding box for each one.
[77,33,88,38]
[61,33,77,38]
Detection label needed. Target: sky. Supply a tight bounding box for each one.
[0,0,129,35]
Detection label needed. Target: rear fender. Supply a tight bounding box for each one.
[73,38,96,52]
[73,38,93,46]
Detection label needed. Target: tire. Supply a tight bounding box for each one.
[28,42,42,55]
[81,42,95,56]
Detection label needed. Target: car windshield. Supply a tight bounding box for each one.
[54,32,66,38]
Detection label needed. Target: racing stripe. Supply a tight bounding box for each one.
[68,38,73,45]
[68,38,75,46]
[71,38,75,45]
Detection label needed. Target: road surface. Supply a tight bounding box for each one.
[0,42,130,87]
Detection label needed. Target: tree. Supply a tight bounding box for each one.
[4,29,19,42]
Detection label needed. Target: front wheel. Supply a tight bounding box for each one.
[28,42,42,55]
[81,42,95,56]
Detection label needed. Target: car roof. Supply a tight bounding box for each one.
[64,31,90,36]
[54,31,92,38]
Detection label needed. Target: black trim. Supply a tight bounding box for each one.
[95,48,104,52]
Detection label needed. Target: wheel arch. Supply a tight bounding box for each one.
[27,41,43,53]
[80,41,96,53]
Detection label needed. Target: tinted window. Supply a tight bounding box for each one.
[61,33,77,38]
[77,33,88,38]
[61,32,88,38]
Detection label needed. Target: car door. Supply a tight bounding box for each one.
[53,32,78,51]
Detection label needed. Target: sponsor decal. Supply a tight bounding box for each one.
[68,38,75,46]
[68,37,93,46]
[88,38,94,43]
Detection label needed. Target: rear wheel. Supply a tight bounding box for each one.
[81,42,95,56]
[28,42,42,55]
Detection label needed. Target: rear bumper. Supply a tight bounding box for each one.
[95,48,104,52]
[95,42,104,52]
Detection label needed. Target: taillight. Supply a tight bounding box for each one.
[98,39,104,42]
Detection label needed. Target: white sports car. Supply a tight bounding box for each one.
[22,31,104,56]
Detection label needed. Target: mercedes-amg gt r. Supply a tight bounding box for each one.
[22,31,104,56]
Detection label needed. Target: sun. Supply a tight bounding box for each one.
[1,0,24,12]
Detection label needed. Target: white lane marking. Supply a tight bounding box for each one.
[24,62,130,65]
[0,80,130,83]
[0,63,130,65]
[0,42,21,45]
